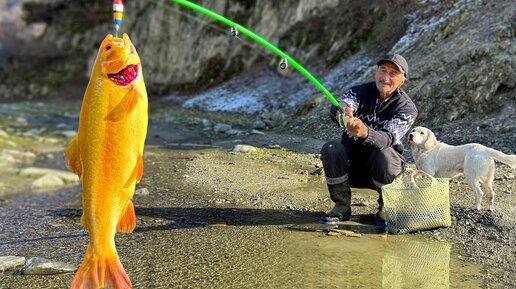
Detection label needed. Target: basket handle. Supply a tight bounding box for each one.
[394,168,437,188]
[393,168,416,182]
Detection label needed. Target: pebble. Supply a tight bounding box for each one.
[329,228,362,238]
[225,129,242,136]
[135,188,150,195]
[2,149,36,163]
[213,123,232,133]
[250,129,265,135]
[15,257,76,275]
[207,221,227,227]
[0,256,26,272]
[31,174,64,190]
[232,144,257,153]
[201,118,211,128]
[0,153,17,165]
[60,130,77,138]
[19,167,79,183]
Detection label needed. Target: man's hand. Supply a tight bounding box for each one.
[344,107,368,139]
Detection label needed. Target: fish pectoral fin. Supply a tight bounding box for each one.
[124,154,144,187]
[105,86,141,122]
[80,214,87,229]
[117,199,136,233]
[136,154,144,184]
[64,136,82,177]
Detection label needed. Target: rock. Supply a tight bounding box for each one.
[0,153,17,166]
[207,221,227,227]
[2,149,36,163]
[225,129,242,136]
[5,140,17,147]
[13,117,28,126]
[352,199,369,207]
[31,174,65,190]
[261,110,287,128]
[19,167,79,183]
[135,188,150,195]
[250,129,265,135]
[329,228,362,238]
[310,167,323,175]
[253,120,267,130]
[0,256,26,272]
[213,123,232,133]
[21,128,45,138]
[232,144,257,153]
[60,130,77,138]
[16,257,76,275]
[201,118,212,128]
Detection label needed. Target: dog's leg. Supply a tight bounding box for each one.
[482,162,496,211]
[464,155,491,210]
[465,174,484,210]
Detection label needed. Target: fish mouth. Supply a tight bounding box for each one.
[108,64,139,86]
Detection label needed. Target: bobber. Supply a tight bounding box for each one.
[113,0,124,36]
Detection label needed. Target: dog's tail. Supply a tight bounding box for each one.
[484,148,516,169]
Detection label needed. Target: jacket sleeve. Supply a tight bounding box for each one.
[329,88,361,126]
[363,103,417,150]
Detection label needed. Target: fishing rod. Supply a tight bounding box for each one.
[167,0,347,122]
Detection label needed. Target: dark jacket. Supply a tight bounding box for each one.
[330,82,418,154]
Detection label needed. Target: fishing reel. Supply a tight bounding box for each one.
[279,58,288,70]
[230,26,238,37]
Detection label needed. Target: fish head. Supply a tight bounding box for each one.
[97,33,141,87]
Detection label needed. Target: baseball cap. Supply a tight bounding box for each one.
[377,53,408,78]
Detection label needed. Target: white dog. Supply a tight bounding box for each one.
[408,126,516,211]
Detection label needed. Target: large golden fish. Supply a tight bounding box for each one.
[65,33,148,289]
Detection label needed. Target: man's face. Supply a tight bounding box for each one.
[375,62,405,97]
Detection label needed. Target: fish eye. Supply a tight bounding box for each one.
[105,45,111,51]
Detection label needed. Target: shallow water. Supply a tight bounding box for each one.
[0,148,484,289]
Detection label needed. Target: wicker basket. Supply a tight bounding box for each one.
[382,168,451,234]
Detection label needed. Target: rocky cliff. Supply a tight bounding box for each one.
[0,0,514,127]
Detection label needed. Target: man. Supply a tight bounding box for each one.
[320,53,418,226]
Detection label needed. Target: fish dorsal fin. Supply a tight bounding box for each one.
[105,86,141,122]
[116,199,136,233]
[124,154,144,188]
[64,136,82,177]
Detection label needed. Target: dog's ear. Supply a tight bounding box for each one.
[423,129,438,151]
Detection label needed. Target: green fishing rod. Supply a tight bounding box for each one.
[168,0,346,117]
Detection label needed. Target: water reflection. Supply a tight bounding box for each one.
[381,237,450,289]
[286,223,459,289]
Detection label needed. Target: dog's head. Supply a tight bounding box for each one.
[408,126,438,152]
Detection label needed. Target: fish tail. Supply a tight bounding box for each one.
[70,247,131,289]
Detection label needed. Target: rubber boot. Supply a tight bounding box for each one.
[320,180,352,225]
[375,188,386,226]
